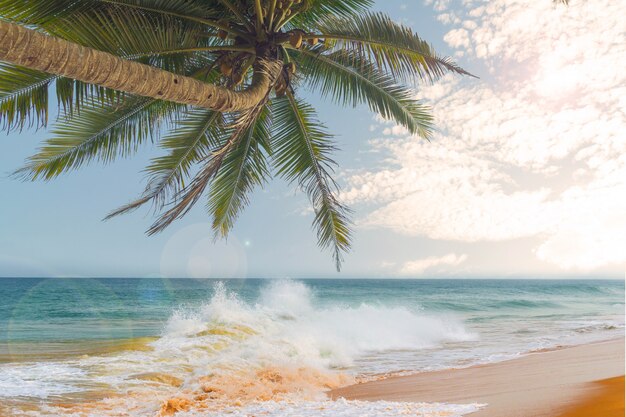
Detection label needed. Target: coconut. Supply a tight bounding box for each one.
[217,19,229,40]
[220,61,233,76]
[289,32,303,48]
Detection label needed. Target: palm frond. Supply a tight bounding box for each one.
[217,0,255,31]
[17,96,181,180]
[0,0,245,45]
[0,0,217,25]
[0,0,91,24]
[55,77,123,117]
[0,63,126,132]
[102,0,220,19]
[106,108,225,218]
[271,93,351,270]
[100,0,249,39]
[147,100,270,235]
[288,0,373,29]
[0,63,54,132]
[292,47,433,138]
[208,106,271,237]
[47,8,212,73]
[314,12,473,82]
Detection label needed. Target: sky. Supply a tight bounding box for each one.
[0,0,624,279]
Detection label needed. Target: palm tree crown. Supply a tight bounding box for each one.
[0,0,470,270]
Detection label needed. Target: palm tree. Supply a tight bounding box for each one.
[0,0,470,270]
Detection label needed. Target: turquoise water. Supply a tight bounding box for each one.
[1,278,623,346]
[0,278,623,416]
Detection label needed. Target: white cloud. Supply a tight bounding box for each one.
[343,0,626,272]
[382,125,409,136]
[534,174,626,270]
[399,253,468,276]
[380,260,397,269]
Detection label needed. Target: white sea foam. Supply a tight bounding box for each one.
[0,362,87,398]
[176,399,485,417]
[19,399,484,417]
[152,280,476,373]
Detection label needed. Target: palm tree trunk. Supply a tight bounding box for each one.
[0,21,281,112]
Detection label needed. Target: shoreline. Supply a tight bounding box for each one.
[330,337,625,417]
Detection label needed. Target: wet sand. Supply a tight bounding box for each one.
[329,338,625,417]
[556,376,624,417]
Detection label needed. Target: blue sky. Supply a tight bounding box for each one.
[1,0,624,278]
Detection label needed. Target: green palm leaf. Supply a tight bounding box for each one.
[55,77,124,117]
[17,96,181,180]
[102,0,219,19]
[47,8,210,73]
[100,0,249,39]
[0,0,217,25]
[292,47,433,138]
[0,0,90,24]
[272,93,351,270]
[313,12,473,81]
[288,0,373,29]
[0,63,125,131]
[208,106,271,237]
[0,63,54,132]
[147,101,270,235]
[106,107,225,218]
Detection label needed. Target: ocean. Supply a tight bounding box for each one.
[0,278,623,416]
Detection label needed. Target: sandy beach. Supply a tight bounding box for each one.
[330,338,625,417]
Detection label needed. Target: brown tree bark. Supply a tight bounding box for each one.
[0,21,281,112]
